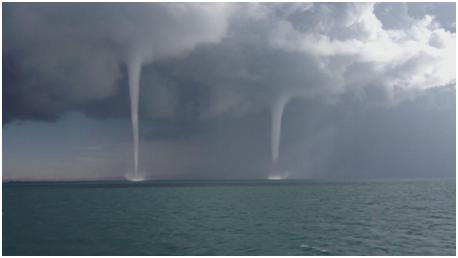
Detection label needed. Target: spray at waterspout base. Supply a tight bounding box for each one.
[125,172,145,182]
[267,175,287,180]
[268,161,289,180]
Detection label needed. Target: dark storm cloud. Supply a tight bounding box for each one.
[4,3,455,126]
[3,2,232,124]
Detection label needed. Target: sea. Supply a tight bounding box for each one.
[3,179,455,256]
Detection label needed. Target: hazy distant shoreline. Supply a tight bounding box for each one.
[3,177,454,188]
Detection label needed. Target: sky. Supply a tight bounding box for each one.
[3,2,456,181]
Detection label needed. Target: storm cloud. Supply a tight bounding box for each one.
[3,3,455,180]
[3,3,232,123]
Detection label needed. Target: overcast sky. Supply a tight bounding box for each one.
[3,3,456,181]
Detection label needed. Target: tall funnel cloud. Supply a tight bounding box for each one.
[127,55,144,181]
[270,93,292,174]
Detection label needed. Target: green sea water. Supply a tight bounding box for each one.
[3,179,455,255]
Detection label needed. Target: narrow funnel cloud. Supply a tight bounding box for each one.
[271,93,292,171]
[126,55,145,181]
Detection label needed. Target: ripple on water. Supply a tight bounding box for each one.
[300,244,330,254]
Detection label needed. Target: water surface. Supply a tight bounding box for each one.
[3,179,455,255]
